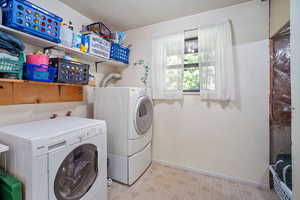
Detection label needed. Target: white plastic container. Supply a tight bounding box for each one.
[72,33,82,50]
[60,26,73,47]
[88,34,111,59]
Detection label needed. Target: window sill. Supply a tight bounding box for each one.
[183,92,200,95]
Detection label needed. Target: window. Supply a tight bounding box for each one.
[165,55,183,91]
[183,30,216,93]
[184,36,200,92]
[164,33,184,93]
[152,32,184,99]
[152,21,235,101]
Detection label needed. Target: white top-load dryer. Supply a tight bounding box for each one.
[94,87,153,185]
[0,117,107,200]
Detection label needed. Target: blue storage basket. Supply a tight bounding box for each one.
[1,0,62,43]
[110,43,130,64]
[24,64,57,82]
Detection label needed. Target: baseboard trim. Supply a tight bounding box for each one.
[153,159,269,190]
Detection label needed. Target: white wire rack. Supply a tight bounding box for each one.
[0,143,9,172]
[269,165,293,200]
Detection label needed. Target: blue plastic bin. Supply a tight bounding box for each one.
[1,0,63,43]
[24,64,57,82]
[110,43,130,64]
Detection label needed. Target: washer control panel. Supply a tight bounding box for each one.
[33,125,106,155]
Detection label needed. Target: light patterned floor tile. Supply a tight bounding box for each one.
[108,163,279,200]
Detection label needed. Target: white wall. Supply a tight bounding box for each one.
[0,102,87,126]
[270,0,290,37]
[116,0,270,186]
[291,0,300,198]
[0,0,117,125]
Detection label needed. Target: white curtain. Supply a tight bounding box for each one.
[152,32,184,99]
[198,21,235,101]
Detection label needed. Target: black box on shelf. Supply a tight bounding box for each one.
[49,58,89,85]
[87,22,112,39]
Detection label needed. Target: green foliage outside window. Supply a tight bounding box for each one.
[184,53,198,64]
[183,53,200,91]
[183,67,200,91]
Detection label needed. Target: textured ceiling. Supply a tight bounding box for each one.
[59,0,252,31]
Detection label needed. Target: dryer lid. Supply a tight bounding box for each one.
[134,96,153,135]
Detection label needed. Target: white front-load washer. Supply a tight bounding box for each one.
[94,87,153,185]
[0,117,107,200]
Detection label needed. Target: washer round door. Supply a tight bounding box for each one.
[134,96,153,135]
[54,144,98,200]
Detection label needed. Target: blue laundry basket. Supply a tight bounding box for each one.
[110,43,130,64]
[1,0,63,43]
[24,64,57,82]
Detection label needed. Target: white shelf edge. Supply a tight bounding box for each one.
[0,24,56,48]
[0,25,129,67]
[55,44,107,63]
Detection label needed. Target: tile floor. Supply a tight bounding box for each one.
[108,162,279,200]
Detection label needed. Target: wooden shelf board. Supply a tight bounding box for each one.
[0,79,84,105]
[0,79,85,87]
[0,78,24,83]
[26,81,85,87]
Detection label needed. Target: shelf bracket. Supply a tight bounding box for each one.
[43,46,58,54]
[95,61,106,73]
